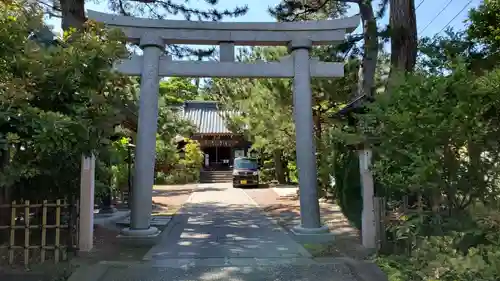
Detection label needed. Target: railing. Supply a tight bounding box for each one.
[0,199,79,267]
[374,195,433,254]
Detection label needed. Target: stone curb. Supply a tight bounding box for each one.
[94,210,131,226]
[66,263,109,281]
[141,207,190,260]
[333,257,389,281]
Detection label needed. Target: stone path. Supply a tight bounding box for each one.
[144,183,310,261]
[69,183,361,281]
[98,263,357,280]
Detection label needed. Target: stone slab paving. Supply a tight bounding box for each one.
[68,183,367,281]
[97,263,358,281]
[143,182,310,261]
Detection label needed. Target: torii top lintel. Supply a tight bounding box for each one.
[86,10,360,46]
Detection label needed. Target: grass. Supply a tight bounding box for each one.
[303,243,332,257]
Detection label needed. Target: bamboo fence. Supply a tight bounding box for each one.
[0,199,79,266]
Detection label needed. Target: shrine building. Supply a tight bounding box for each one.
[179,101,251,170]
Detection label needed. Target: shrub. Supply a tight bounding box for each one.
[154,139,203,185]
[0,2,129,200]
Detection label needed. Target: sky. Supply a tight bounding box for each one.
[45,0,483,38]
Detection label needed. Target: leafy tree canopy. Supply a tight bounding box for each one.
[0,1,134,198]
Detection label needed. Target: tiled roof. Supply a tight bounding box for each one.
[181,101,236,134]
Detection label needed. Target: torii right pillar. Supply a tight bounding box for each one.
[289,39,331,239]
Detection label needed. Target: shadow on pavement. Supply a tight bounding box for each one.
[146,202,309,260]
[152,186,224,197]
[101,202,360,281]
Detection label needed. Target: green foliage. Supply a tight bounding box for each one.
[155,137,179,172]
[211,47,297,156]
[103,77,199,193]
[0,3,130,200]
[331,143,362,229]
[419,29,500,75]
[366,40,500,279]
[108,137,132,193]
[362,66,500,209]
[157,78,197,140]
[467,0,500,50]
[153,77,199,185]
[369,86,500,275]
[159,77,200,105]
[155,139,203,185]
[359,5,500,273]
[180,140,204,169]
[207,47,299,184]
[376,233,500,281]
[207,45,359,188]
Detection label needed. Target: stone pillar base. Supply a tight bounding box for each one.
[291,225,334,244]
[117,227,161,246]
[98,206,117,215]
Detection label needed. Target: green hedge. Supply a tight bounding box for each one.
[332,145,362,230]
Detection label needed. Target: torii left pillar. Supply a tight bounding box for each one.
[120,33,163,239]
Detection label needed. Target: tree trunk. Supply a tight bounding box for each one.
[389,0,417,74]
[313,109,322,140]
[356,0,378,98]
[273,149,286,184]
[59,0,86,31]
[283,159,289,183]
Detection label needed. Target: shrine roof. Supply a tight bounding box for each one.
[180,101,236,134]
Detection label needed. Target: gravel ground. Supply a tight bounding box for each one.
[244,187,369,259]
[242,187,283,207]
[152,184,196,210]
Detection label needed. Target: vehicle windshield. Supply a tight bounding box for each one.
[234,158,258,170]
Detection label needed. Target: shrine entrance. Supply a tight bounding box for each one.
[203,146,231,169]
[88,10,361,241]
[198,135,244,170]
[179,100,251,170]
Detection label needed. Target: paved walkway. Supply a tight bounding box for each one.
[144,183,310,261]
[71,183,360,281]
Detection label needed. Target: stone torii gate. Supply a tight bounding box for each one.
[87,10,362,241]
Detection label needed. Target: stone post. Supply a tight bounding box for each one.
[121,33,163,237]
[79,153,95,252]
[359,147,376,249]
[289,39,328,234]
[219,42,235,62]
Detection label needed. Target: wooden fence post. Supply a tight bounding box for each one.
[8,200,15,264]
[41,200,47,262]
[374,197,386,251]
[24,200,30,267]
[55,199,61,263]
[0,199,78,266]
